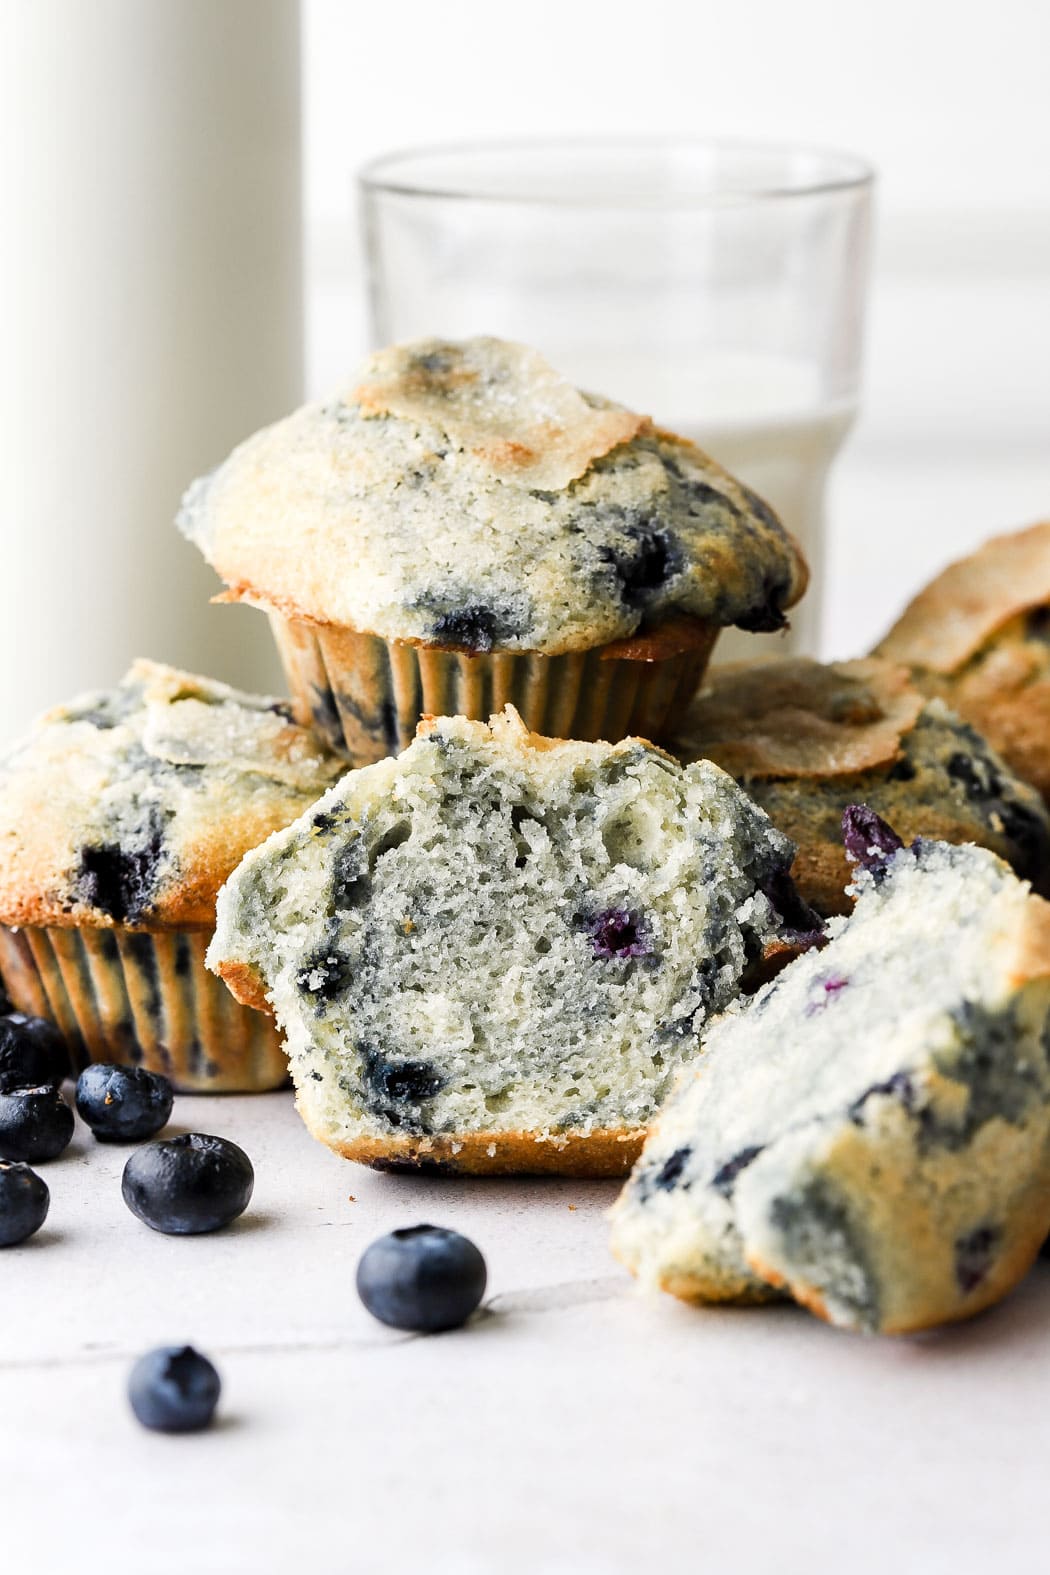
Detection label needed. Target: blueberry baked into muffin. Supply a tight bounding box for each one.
[208,707,813,1176]
[876,520,1050,802]
[177,336,808,762]
[673,656,1050,914]
[0,661,342,1090]
[610,808,1050,1334]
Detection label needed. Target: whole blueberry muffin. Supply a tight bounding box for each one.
[610,809,1050,1334]
[208,707,812,1176]
[672,656,1050,914]
[0,661,342,1090]
[876,520,1050,802]
[177,336,808,762]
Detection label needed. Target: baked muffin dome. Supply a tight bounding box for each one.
[673,656,1050,913]
[178,337,808,655]
[611,818,1050,1334]
[208,707,809,1175]
[875,520,1050,802]
[0,660,343,931]
[0,661,343,1090]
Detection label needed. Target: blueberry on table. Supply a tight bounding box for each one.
[0,1013,68,1091]
[121,1133,254,1234]
[356,1224,487,1333]
[0,1084,74,1162]
[75,1063,173,1144]
[127,1346,221,1433]
[0,1160,49,1246]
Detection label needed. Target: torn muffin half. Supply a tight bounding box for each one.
[611,807,1050,1335]
[207,706,816,1176]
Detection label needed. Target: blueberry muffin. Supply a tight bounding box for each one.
[207,707,812,1176]
[177,336,808,762]
[0,661,342,1090]
[876,520,1050,801]
[673,657,1050,915]
[610,809,1050,1334]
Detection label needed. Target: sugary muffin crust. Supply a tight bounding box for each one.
[208,707,809,1176]
[178,337,808,656]
[674,657,1050,913]
[611,818,1050,1333]
[0,661,343,931]
[875,521,1050,801]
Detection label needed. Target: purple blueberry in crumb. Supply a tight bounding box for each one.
[848,1071,917,1125]
[711,1144,765,1198]
[0,1160,49,1246]
[760,869,827,949]
[842,804,905,878]
[653,1146,692,1192]
[356,1224,487,1333]
[584,909,652,961]
[128,1345,221,1433]
[955,1224,1000,1295]
[806,976,849,1015]
[0,1084,74,1163]
[75,1063,173,1144]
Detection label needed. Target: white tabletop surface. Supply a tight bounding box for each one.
[6,453,1050,1575]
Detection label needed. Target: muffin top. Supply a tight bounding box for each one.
[0,661,343,931]
[876,520,1050,677]
[673,656,1050,912]
[177,337,809,656]
[875,521,1050,801]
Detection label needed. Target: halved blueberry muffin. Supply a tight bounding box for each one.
[611,810,1050,1334]
[673,656,1050,914]
[208,707,813,1175]
[0,661,342,1090]
[177,336,808,761]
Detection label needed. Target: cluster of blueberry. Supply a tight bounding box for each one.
[1,1009,489,1432]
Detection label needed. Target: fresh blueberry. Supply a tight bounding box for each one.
[127,1345,221,1433]
[356,1224,487,1333]
[75,1063,174,1144]
[0,1160,49,1245]
[842,803,905,878]
[121,1133,254,1234]
[0,1012,68,1091]
[0,1084,75,1162]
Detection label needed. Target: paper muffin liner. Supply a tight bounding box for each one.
[268,613,718,763]
[0,924,287,1092]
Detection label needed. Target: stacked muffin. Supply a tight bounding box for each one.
[0,336,809,1117]
[4,332,1050,1332]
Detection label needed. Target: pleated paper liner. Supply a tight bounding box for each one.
[268,611,719,763]
[0,924,288,1092]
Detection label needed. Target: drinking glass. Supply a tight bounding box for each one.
[359,137,874,658]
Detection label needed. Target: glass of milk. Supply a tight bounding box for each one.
[359,138,874,659]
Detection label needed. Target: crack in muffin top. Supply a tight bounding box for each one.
[177,337,809,655]
[0,661,343,931]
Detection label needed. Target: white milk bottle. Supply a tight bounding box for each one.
[0,0,301,742]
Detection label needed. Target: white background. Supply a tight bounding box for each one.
[303,0,1050,654]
